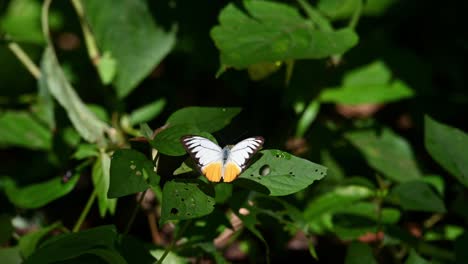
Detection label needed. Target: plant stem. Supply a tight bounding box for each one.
[348,0,363,29]
[70,0,100,64]
[156,220,191,264]
[296,0,333,31]
[72,188,98,232]
[124,189,148,235]
[7,42,41,79]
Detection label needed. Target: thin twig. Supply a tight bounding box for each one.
[7,42,41,79]
[72,188,98,232]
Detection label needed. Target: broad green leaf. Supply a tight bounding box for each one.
[0,111,51,150]
[238,150,327,196]
[345,128,421,182]
[211,1,358,69]
[151,125,215,156]
[304,185,374,220]
[129,98,166,126]
[422,175,445,196]
[405,250,431,264]
[391,181,446,213]
[424,116,468,188]
[345,242,377,264]
[3,174,79,209]
[160,181,215,224]
[0,247,22,264]
[92,152,117,217]
[116,235,157,264]
[296,100,320,137]
[82,0,176,98]
[41,46,109,143]
[19,222,61,258]
[23,225,122,264]
[166,107,241,133]
[108,149,159,198]
[0,214,13,245]
[320,61,414,104]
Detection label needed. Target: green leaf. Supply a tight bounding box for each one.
[35,71,55,130]
[82,0,176,98]
[160,181,215,224]
[150,249,186,264]
[320,61,414,104]
[129,98,166,126]
[116,235,157,264]
[303,185,373,217]
[92,152,117,217]
[0,111,51,150]
[345,128,421,182]
[96,51,117,85]
[18,222,61,258]
[3,174,79,209]
[345,242,377,264]
[238,150,327,196]
[41,46,109,143]
[424,116,468,188]
[173,159,194,175]
[296,100,320,137]
[405,250,431,264]
[0,247,22,264]
[247,61,283,81]
[0,214,13,245]
[72,143,99,160]
[391,181,446,213]
[166,107,241,133]
[151,125,216,156]
[108,149,159,198]
[23,225,123,264]
[211,1,358,69]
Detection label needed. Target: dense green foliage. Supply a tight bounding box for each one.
[0,0,467,263]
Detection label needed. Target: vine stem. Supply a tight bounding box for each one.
[72,188,98,232]
[124,189,148,235]
[156,220,191,264]
[70,0,100,64]
[7,42,41,79]
[348,0,363,29]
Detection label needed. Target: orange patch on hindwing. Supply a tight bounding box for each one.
[223,162,241,182]
[202,162,222,182]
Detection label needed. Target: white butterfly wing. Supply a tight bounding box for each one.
[228,137,264,170]
[181,136,223,167]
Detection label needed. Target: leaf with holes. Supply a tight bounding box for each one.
[166,107,241,133]
[108,149,159,198]
[160,181,215,224]
[211,1,358,69]
[237,149,327,196]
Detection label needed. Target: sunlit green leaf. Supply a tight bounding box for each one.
[211,1,358,69]
[238,150,326,196]
[166,107,241,133]
[108,149,159,198]
[41,46,109,143]
[345,128,421,182]
[0,111,51,150]
[3,174,79,209]
[160,181,215,224]
[82,0,176,98]
[93,152,117,217]
[129,98,166,126]
[391,181,446,213]
[318,0,397,20]
[425,116,468,188]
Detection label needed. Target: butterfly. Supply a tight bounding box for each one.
[181,135,264,182]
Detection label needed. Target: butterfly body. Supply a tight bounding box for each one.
[181,136,264,182]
